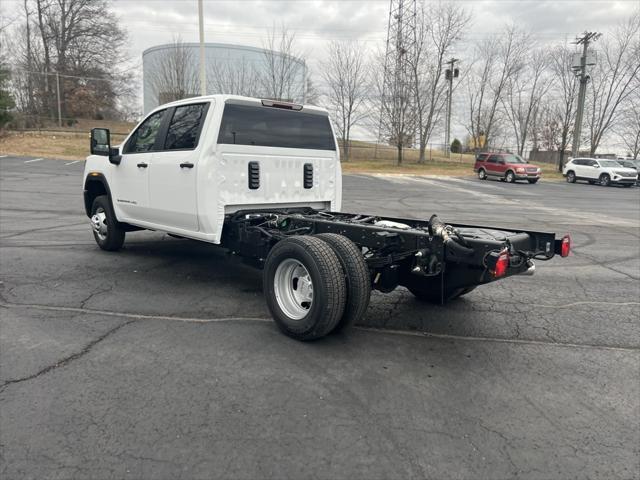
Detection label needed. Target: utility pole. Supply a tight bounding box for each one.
[571,31,600,158]
[444,58,459,159]
[197,0,207,96]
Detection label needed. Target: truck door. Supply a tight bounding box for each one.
[147,103,209,232]
[111,108,167,222]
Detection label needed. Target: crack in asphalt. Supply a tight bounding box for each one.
[1,301,638,352]
[0,320,135,394]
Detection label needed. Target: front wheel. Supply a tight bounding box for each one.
[478,168,487,180]
[528,178,539,184]
[263,236,346,341]
[505,171,516,183]
[90,195,125,251]
[566,171,576,183]
[599,173,611,186]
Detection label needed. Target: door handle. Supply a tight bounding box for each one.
[180,162,194,169]
[137,162,148,168]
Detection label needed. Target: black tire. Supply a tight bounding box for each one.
[263,236,346,341]
[566,171,576,183]
[315,233,371,333]
[599,173,611,186]
[90,195,125,251]
[527,178,539,184]
[478,168,487,180]
[505,170,516,183]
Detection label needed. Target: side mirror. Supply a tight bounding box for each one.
[594,164,600,168]
[90,128,121,165]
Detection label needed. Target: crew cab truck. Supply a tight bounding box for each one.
[84,95,571,341]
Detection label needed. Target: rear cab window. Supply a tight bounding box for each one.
[217,103,336,151]
[164,103,209,151]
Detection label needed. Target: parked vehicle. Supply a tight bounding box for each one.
[474,153,542,183]
[563,158,638,187]
[617,159,640,185]
[84,95,570,341]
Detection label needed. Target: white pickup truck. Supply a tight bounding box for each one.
[84,95,570,340]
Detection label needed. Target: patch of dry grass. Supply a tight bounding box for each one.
[0,130,128,161]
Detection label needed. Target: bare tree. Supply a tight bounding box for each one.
[321,40,369,161]
[587,11,640,154]
[9,0,130,122]
[502,48,551,156]
[547,43,579,170]
[148,37,198,105]
[412,1,470,162]
[466,26,528,150]
[209,57,259,97]
[260,25,306,102]
[616,91,640,159]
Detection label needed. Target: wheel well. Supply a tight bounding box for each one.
[84,179,108,216]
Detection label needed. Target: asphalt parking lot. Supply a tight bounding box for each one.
[1,155,639,479]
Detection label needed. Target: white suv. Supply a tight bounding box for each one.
[563,158,638,187]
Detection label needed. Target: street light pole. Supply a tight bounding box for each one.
[198,0,207,96]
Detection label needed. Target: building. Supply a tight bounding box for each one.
[142,42,307,113]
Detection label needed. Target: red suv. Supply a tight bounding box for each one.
[474,153,542,184]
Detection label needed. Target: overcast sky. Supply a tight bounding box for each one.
[106,0,637,68]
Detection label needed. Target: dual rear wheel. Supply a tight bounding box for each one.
[263,234,371,341]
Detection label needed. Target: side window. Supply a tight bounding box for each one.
[125,110,166,154]
[573,159,584,166]
[487,155,498,164]
[164,103,208,150]
[587,160,597,167]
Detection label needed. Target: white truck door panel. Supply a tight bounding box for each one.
[110,153,150,221]
[145,103,209,232]
[147,150,199,231]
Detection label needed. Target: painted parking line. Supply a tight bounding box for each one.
[65,160,80,165]
[24,158,44,163]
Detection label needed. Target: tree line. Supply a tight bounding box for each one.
[1,0,638,164]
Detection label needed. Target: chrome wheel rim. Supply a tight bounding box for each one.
[507,172,514,182]
[273,259,313,320]
[478,170,485,179]
[601,175,609,186]
[91,207,108,241]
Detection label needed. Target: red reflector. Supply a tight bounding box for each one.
[492,250,509,278]
[560,234,571,257]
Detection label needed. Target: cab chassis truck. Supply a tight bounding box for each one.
[84,95,571,341]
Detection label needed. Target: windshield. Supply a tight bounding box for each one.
[503,154,526,164]
[599,160,622,168]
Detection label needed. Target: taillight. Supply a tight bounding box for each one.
[491,249,510,278]
[560,234,571,257]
